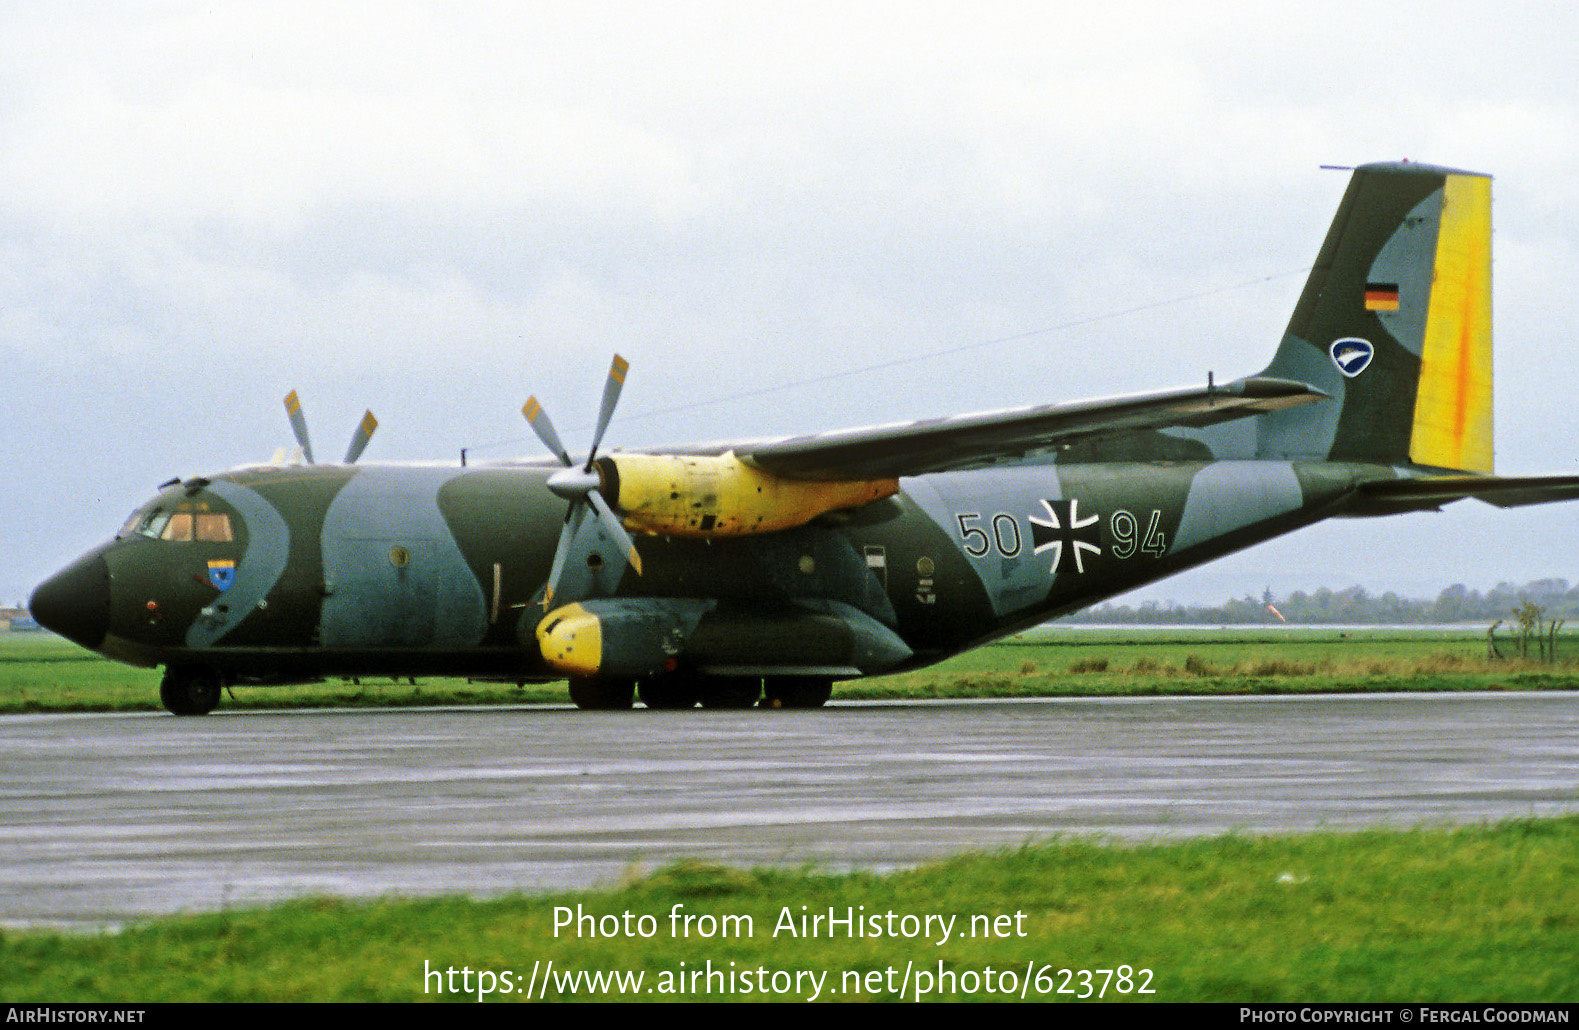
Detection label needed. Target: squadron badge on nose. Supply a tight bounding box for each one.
[207,559,236,592]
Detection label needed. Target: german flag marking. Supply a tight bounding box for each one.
[1365,282,1400,312]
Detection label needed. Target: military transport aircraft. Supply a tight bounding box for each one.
[29,161,1579,713]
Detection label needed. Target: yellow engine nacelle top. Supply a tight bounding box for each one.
[604,451,897,538]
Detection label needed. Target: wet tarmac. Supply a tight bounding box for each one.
[2,693,1576,929]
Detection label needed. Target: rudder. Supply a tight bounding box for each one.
[1256,162,1493,474]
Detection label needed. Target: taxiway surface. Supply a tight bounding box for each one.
[2,694,1576,928]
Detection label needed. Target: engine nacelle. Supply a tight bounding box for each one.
[535,597,912,679]
[536,598,714,678]
[602,452,896,538]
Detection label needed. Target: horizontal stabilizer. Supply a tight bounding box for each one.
[1356,474,1579,510]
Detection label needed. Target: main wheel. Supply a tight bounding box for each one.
[637,675,701,709]
[160,667,223,716]
[762,676,833,709]
[699,675,762,709]
[567,676,635,710]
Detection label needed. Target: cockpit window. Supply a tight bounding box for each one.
[132,504,234,543]
[117,508,147,539]
[138,511,172,539]
[196,513,233,542]
[162,512,194,541]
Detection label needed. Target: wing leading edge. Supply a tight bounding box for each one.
[730,375,1326,481]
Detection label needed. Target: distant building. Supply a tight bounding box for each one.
[0,607,41,632]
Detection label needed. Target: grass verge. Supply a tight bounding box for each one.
[5,628,1579,713]
[3,818,1576,1002]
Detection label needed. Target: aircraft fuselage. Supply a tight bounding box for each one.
[41,457,1367,687]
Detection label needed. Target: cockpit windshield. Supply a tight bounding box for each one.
[120,503,235,542]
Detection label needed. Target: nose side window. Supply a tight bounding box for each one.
[118,508,147,539]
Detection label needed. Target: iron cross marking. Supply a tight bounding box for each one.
[1029,498,1102,574]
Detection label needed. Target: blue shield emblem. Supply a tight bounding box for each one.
[1330,337,1374,378]
[208,560,236,592]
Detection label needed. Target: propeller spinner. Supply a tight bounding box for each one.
[283,390,379,464]
[523,355,644,608]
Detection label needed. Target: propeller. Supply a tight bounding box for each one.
[282,390,379,464]
[523,355,644,609]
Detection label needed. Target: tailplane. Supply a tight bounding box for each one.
[1256,162,1493,474]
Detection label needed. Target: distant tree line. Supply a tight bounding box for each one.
[1059,579,1579,625]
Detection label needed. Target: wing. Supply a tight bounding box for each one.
[723,376,1326,481]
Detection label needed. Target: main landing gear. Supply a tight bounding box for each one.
[159,666,223,716]
[762,676,833,709]
[568,674,835,710]
[567,676,635,710]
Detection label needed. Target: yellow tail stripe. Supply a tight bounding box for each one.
[1411,173,1493,474]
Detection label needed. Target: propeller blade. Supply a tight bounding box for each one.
[588,488,643,577]
[532,354,642,610]
[283,390,315,464]
[343,410,378,464]
[541,504,587,609]
[522,396,573,467]
[585,354,629,469]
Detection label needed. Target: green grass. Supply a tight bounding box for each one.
[0,633,567,711]
[4,818,1576,1002]
[5,627,1578,713]
[850,626,1579,699]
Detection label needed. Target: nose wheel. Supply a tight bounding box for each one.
[160,666,223,716]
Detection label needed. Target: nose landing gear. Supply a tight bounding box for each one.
[160,666,223,716]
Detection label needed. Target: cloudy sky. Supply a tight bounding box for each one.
[5,1,1579,609]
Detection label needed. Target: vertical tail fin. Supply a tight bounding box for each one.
[1256,162,1493,474]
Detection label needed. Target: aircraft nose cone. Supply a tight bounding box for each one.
[29,551,111,651]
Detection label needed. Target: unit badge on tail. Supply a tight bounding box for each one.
[1330,337,1375,378]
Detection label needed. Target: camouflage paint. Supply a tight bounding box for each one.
[319,466,487,649]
